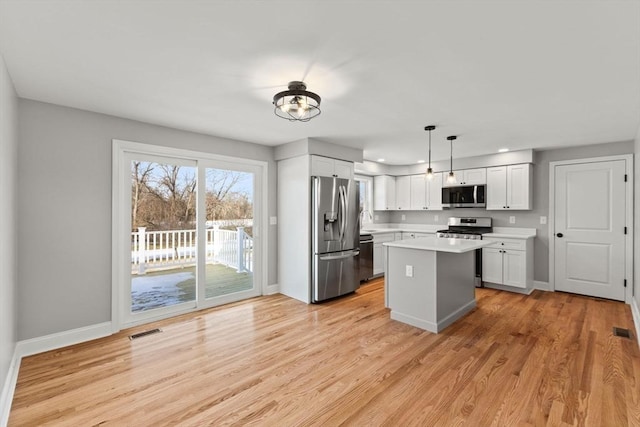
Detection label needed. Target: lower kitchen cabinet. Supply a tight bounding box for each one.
[482,237,533,290]
[373,232,397,275]
[402,231,431,239]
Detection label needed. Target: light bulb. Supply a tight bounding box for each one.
[426,168,433,180]
[447,172,456,184]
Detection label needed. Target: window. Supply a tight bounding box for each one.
[355,175,373,225]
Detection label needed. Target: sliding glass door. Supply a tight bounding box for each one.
[202,165,255,301]
[115,143,264,328]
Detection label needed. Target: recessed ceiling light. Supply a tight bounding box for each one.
[417,160,425,164]
[498,148,509,153]
[377,158,385,162]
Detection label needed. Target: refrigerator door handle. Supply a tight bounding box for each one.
[319,250,360,261]
[338,185,347,243]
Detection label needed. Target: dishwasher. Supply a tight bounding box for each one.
[359,233,374,282]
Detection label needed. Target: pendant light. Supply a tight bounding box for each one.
[273,81,321,122]
[446,135,457,184]
[424,125,436,180]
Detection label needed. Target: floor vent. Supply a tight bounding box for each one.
[129,328,162,340]
[612,327,632,339]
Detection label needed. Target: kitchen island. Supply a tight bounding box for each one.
[383,237,491,333]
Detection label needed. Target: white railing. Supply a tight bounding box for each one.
[132,226,253,274]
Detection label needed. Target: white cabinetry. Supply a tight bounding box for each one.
[310,155,353,179]
[395,176,411,210]
[409,173,443,210]
[374,175,396,210]
[482,237,533,289]
[442,168,486,187]
[373,233,396,275]
[402,232,431,239]
[486,164,532,210]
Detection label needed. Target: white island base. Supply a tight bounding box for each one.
[384,238,490,333]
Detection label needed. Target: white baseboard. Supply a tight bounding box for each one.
[264,283,280,295]
[483,283,534,295]
[631,298,640,350]
[533,280,550,291]
[0,322,113,426]
[15,322,112,359]
[0,346,19,427]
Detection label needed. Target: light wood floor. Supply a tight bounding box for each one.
[9,279,640,426]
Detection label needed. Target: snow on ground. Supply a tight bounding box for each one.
[131,272,195,312]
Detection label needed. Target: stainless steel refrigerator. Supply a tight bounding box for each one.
[311,176,360,302]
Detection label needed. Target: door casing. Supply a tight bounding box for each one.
[111,139,269,332]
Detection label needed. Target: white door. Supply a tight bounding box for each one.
[503,250,525,288]
[426,172,443,210]
[482,248,503,284]
[554,160,626,301]
[506,164,531,210]
[486,166,507,210]
[410,175,426,210]
[395,176,411,210]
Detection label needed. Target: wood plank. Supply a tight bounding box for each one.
[9,279,640,426]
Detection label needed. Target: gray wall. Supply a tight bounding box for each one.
[18,100,277,340]
[0,55,18,395]
[379,141,634,283]
[635,125,640,308]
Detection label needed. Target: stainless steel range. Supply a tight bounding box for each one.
[436,217,492,239]
[436,217,493,286]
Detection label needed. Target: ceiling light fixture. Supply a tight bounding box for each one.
[447,135,457,184]
[424,125,436,180]
[273,81,321,122]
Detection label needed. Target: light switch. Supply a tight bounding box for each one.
[405,265,414,277]
[540,216,547,224]
[269,216,277,225]
[509,216,516,224]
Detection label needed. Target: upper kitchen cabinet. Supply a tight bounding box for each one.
[374,175,396,210]
[410,173,443,210]
[441,168,486,187]
[395,176,411,210]
[486,164,532,210]
[310,155,354,179]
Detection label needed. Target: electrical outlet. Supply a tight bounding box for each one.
[540,216,547,224]
[509,216,516,224]
[269,216,277,225]
[405,265,413,277]
[434,215,439,222]
[401,214,406,221]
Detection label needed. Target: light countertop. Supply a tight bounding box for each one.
[362,224,536,239]
[383,236,492,253]
[484,227,536,239]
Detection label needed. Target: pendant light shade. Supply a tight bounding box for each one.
[424,125,436,180]
[273,81,321,122]
[447,135,457,184]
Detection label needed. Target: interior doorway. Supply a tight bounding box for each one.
[550,155,633,302]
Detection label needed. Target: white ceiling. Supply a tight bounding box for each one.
[1,1,638,165]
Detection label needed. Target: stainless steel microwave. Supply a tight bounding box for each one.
[442,185,486,208]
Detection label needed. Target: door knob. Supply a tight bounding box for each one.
[556,233,563,238]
